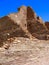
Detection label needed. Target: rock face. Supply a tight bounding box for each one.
[45,22,49,30]
[0,5,49,47]
[8,6,49,40]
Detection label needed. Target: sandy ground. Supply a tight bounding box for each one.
[0,37,49,65]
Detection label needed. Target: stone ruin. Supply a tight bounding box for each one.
[0,5,49,46]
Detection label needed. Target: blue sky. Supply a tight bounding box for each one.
[0,0,49,21]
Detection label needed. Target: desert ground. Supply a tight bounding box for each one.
[0,37,49,65]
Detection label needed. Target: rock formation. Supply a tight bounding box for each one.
[45,22,49,30]
[0,5,49,47]
[0,6,49,65]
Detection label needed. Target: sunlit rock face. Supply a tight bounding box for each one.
[8,6,27,31]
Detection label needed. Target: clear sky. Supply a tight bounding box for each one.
[0,0,49,22]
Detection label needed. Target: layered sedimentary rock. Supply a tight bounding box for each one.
[0,5,49,47]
